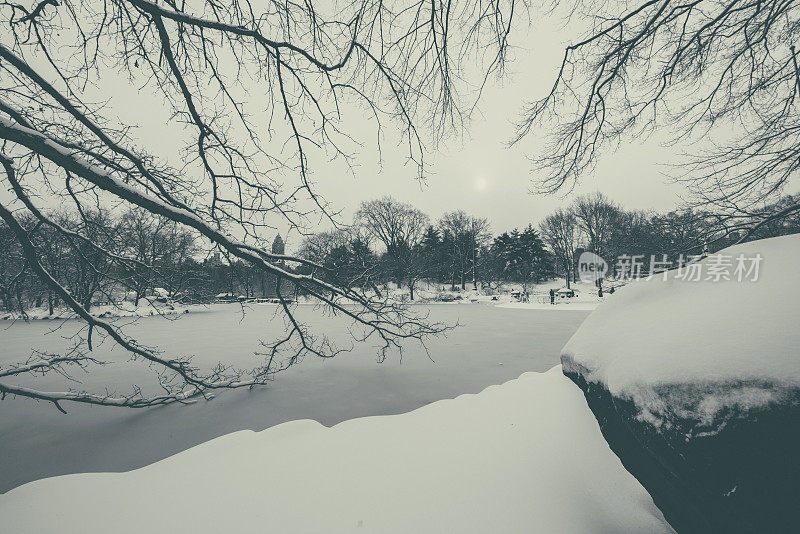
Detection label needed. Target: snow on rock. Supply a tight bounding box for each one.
[0,367,673,534]
[562,234,800,424]
[561,234,800,533]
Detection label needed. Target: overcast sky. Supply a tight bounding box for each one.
[301,21,690,235]
[94,14,693,243]
[3,8,704,248]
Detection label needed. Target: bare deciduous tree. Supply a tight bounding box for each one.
[298,230,357,265]
[540,208,577,288]
[515,0,800,233]
[0,0,515,411]
[118,207,196,305]
[438,210,491,290]
[572,192,620,258]
[356,197,429,296]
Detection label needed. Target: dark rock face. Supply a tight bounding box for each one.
[562,359,800,534]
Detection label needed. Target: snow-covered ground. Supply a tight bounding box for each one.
[0,279,617,320]
[0,303,588,493]
[0,299,201,321]
[497,300,601,311]
[494,279,618,311]
[0,366,674,534]
[377,279,618,311]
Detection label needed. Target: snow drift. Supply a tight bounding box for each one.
[562,234,800,533]
[0,367,673,534]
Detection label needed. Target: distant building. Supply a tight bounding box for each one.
[272,234,285,262]
[206,251,223,266]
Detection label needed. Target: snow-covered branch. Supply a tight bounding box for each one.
[0,0,508,410]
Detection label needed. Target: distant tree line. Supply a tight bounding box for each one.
[3,193,799,312]
[0,207,287,314]
[298,193,800,297]
[540,192,800,288]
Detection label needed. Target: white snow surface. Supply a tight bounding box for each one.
[497,300,601,311]
[562,235,800,423]
[0,301,199,321]
[494,280,621,311]
[0,366,673,534]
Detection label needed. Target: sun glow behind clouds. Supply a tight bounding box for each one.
[474,176,489,192]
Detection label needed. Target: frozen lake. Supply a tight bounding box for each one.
[0,303,588,493]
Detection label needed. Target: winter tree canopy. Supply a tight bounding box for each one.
[0,0,515,410]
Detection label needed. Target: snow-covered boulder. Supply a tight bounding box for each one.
[562,234,800,533]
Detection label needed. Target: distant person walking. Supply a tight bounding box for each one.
[549,288,555,305]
